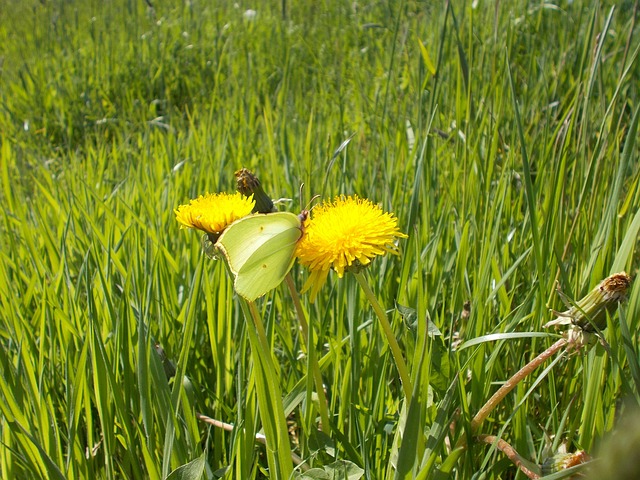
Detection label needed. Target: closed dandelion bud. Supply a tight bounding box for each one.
[544,272,631,332]
[235,168,275,214]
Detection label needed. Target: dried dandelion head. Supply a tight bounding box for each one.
[544,272,631,333]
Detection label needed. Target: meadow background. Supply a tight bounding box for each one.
[2,0,640,478]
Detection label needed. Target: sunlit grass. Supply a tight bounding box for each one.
[1,0,640,478]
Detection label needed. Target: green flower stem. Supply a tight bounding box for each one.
[354,271,413,401]
[238,298,294,478]
[285,274,310,343]
[285,274,331,433]
[469,337,567,433]
[247,300,272,354]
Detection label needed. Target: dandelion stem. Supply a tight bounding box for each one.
[286,274,310,344]
[354,271,413,401]
[285,274,331,433]
[470,273,631,434]
[470,338,567,432]
[248,301,272,354]
[477,435,541,479]
[238,298,294,478]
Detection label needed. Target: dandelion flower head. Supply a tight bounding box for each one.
[296,195,407,301]
[175,192,255,235]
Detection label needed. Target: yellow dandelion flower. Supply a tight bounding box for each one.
[296,195,407,301]
[175,192,255,236]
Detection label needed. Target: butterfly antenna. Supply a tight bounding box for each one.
[306,194,321,211]
[298,184,320,216]
[298,183,305,208]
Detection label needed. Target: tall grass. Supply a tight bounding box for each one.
[1,0,640,478]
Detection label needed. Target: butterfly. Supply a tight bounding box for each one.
[216,211,308,301]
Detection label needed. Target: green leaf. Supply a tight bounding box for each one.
[299,469,330,480]
[299,460,365,480]
[165,452,206,480]
[417,39,436,75]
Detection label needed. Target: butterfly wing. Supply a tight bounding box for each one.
[216,212,302,301]
[233,226,302,300]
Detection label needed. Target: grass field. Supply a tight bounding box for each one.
[2,0,640,478]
